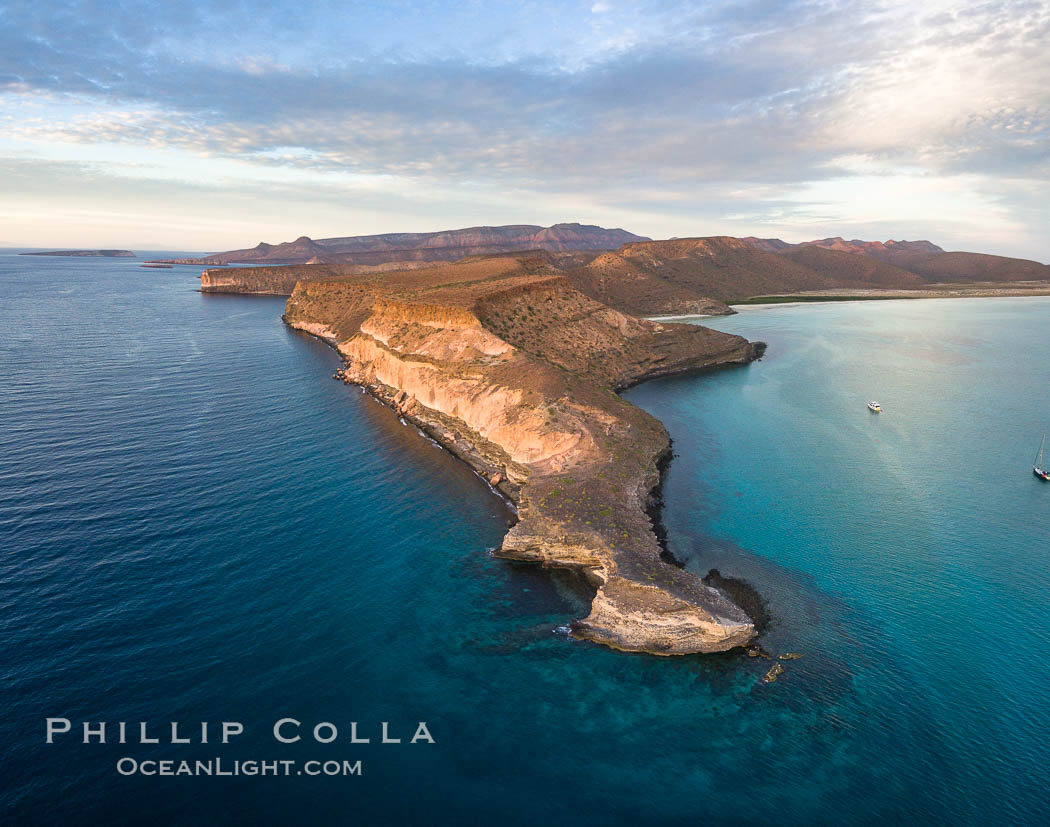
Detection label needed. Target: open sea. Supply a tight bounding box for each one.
[2,252,1049,824]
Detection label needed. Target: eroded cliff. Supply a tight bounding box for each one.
[281,255,759,655]
[200,264,341,294]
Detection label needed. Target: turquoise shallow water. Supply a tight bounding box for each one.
[628,298,1050,822]
[2,255,1049,824]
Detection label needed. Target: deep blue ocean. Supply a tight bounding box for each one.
[2,253,1049,825]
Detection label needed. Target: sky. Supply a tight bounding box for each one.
[1,0,1048,258]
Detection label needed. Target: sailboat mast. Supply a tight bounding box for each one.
[1038,434,1046,469]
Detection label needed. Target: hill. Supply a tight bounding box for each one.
[566,237,835,308]
[886,250,1050,282]
[740,236,1049,286]
[778,246,926,288]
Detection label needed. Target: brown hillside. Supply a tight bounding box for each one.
[779,246,926,288]
[569,236,834,307]
[739,235,1049,286]
[887,251,1050,283]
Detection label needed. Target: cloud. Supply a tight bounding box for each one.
[1,0,1048,255]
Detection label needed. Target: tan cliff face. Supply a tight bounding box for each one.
[200,265,337,294]
[282,256,759,655]
[199,261,446,295]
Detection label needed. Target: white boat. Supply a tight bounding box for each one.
[867,401,882,413]
[1035,434,1049,481]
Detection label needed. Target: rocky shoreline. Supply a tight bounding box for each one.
[272,255,764,656]
[316,335,761,655]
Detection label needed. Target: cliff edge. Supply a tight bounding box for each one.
[281,255,759,654]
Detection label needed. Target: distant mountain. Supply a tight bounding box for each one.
[21,249,135,257]
[156,223,649,266]
[797,237,945,258]
[239,236,331,264]
[742,236,945,257]
[739,236,1049,283]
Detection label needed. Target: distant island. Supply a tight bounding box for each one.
[149,222,647,267]
[21,250,135,257]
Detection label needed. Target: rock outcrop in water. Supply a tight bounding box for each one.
[278,254,760,654]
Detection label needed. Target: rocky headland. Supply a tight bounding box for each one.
[198,227,1050,656]
[272,254,761,654]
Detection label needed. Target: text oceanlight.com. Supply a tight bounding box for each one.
[115,758,363,777]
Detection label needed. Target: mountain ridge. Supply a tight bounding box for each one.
[739,236,1050,285]
[154,223,649,266]
[199,232,1050,312]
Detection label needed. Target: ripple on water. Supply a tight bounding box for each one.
[3,259,1050,824]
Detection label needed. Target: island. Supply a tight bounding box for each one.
[198,230,1050,316]
[20,249,135,257]
[199,227,1050,655]
[276,254,761,654]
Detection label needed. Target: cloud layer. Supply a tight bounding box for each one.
[1,0,1048,255]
